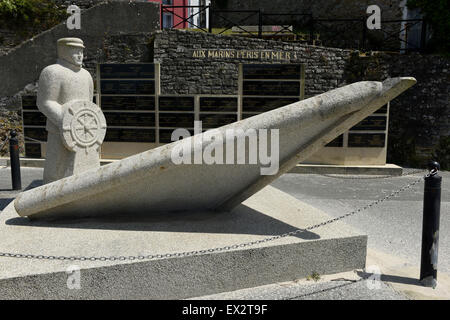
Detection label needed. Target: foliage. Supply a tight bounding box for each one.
[0,110,23,157]
[407,0,450,54]
[306,271,321,282]
[344,51,385,83]
[0,0,68,37]
[386,114,430,169]
[432,136,450,171]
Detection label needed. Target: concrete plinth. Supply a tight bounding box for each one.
[3,158,403,176]
[0,186,366,299]
[290,164,403,176]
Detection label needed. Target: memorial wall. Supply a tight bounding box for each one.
[2,28,447,169]
[21,61,389,164]
[97,63,157,158]
[241,64,304,120]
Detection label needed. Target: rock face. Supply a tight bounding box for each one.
[14,77,416,220]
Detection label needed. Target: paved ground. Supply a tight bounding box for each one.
[0,165,449,300]
[191,271,409,300]
[272,170,450,274]
[197,169,450,300]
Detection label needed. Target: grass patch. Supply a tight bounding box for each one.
[306,271,321,282]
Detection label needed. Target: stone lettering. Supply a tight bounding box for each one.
[193,49,293,61]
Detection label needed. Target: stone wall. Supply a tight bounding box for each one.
[0,1,147,56]
[340,51,450,167]
[153,30,450,168]
[1,28,449,169]
[0,28,22,56]
[0,1,159,98]
[0,1,105,56]
[0,1,159,157]
[384,54,450,167]
[154,30,350,96]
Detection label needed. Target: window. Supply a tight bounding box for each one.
[163,13,173,29]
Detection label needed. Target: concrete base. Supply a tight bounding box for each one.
[0,185,366,299]
[290,164,403,176]
[2,158,402,176]
[2,157,117,168]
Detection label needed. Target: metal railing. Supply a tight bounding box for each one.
[161,5,428,53]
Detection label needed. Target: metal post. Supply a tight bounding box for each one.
[199,0,206,29]
[160,3,163,30]
[9,130,22,190]
[420,19,427,53]
[208,6,212,33]
[258,9,262,38]
[361,18,367,51]
[309,18,315,45]
[420,161,441,288]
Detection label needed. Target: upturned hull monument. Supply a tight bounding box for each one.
[0,37,417,299]
[13,41,416,219]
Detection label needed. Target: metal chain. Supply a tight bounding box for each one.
[0,136,44,157]
[426,168,438,178]
[0,172,426,262]
[319,169,424,180]
[1,135,45,147]
[0,136,43,159]
[24,136,45,144]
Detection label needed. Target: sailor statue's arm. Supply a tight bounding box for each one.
[36,67,63,127]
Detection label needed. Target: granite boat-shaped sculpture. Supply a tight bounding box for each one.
[14,77,416,219]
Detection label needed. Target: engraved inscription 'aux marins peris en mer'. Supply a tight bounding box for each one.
[192,49,298,61]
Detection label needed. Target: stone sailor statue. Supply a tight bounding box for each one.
[37,38,106,184]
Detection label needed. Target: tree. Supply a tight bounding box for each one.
[407,0,450,54]
[0,0,67,33]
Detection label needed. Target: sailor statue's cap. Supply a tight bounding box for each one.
[57,38,85,49]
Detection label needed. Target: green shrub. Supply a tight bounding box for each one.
[432,136,450,171]
[0,0,67,37]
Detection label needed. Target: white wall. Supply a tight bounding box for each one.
[188,0,210,28]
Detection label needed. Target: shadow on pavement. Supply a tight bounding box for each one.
[0,180,42,213]
[357,270,422,286]
[23,179,43,191]
[5,203,321,240]
[0,198,14,211]
[0,180,42,193]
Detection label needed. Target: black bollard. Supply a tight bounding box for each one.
[420,161,442,288]
[9,130,22,190]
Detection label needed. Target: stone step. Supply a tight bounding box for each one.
[0,186,366,299]
[1,157,402,176]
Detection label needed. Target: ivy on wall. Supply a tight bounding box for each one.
[433,136,450,170]
[407,0,450,55]
[387,117,424,169]
[343,50,449,170]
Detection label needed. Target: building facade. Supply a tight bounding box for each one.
[149,0,210,29]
